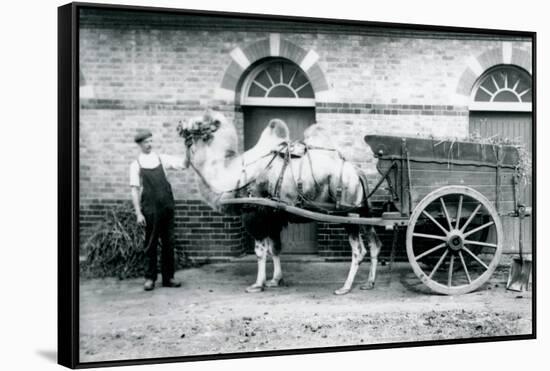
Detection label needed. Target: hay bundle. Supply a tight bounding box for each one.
[81,202,188,279]
[467,131,532,185]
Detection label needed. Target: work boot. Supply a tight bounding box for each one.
[162,278,181,288]
[144,279,155,291]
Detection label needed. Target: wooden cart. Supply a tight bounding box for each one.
[221,134,526,295]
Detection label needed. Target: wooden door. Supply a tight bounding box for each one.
[243,106,317,254]
[469,112,532,254]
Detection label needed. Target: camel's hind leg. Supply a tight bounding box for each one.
[246,238,269,293]
[361,226,382,290]
[266,233,284,287]
[334,225,367,295]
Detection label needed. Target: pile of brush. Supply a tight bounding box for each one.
[467,130,532,185]
[81,202,188,279]
[429,131,532,185]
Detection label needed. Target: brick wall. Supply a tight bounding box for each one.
[78,8,532,260]
[317,224,407,261]
[80,200,245,260]
[174,200,245,259]
[79,107,241,202]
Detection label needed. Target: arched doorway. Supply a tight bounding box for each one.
[241,58,318,254]
[469,65,532,149]
[469,65,532,253]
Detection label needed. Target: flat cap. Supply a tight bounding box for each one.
[134,129,153,143]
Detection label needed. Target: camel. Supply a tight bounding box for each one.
[177,111,382,295]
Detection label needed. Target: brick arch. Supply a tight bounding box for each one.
[456,43,532,97]
[215,34,329,102]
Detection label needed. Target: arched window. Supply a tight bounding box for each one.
[469,65,532,112]
[241,59,315,107]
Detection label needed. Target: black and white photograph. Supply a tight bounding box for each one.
[58,1,536,368]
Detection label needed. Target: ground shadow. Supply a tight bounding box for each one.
[36,350,57,363]
[397,268,439,295]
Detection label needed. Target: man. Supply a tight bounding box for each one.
[129,129,185,291]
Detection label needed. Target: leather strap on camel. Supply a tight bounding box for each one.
[335,156,345,209]
[269,141,356,213]
[179,121,364,214]
[273,142,297,199]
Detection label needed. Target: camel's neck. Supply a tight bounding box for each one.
[190,143,243,209]
[190,128,283,210]
[197,155,243,192]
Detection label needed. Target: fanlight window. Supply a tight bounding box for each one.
[242,60,315,106]
[470,66,532,112]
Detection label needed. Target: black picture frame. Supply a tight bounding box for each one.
[58,2,536,368]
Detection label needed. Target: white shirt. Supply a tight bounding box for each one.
[129,152,185,187]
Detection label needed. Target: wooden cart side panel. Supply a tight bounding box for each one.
[364,135,527,256]
[376,158,518,215]
[365,135,520,166]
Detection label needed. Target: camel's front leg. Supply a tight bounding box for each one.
[335,229,366,295]
[361,226,382,290]
[266,234,284,287]
[246,238,268,293]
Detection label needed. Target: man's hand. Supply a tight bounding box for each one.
[131,186,145,226]
[136,213,146,226]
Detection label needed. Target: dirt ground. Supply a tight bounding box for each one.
[79,258,532,363]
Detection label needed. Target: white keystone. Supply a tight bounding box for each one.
[502,42,513,64]
[270,33,280,56]
[466,56,484,77]
[230,47,251,70]
[300,50,319,72]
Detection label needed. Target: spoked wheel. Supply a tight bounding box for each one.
[406,186,503,295]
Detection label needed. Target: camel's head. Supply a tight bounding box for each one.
[177,110,238,167]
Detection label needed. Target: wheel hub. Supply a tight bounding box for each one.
[447,230,464,251]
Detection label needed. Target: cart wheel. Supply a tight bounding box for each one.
[406,186,503,295]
